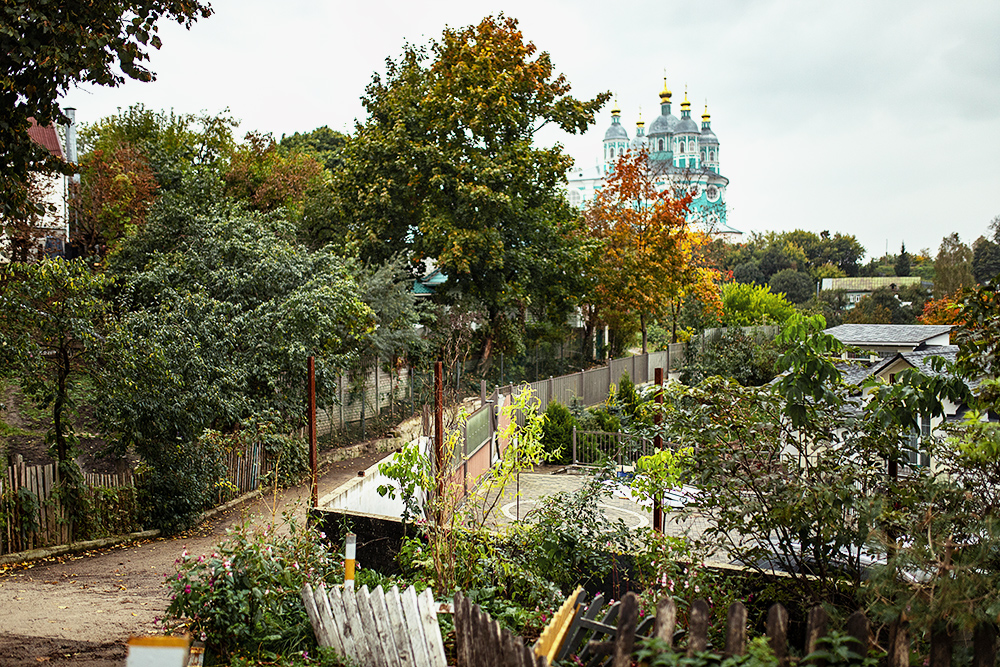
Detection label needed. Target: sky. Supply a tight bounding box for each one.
[62,0,1000,262]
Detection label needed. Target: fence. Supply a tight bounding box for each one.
[437,349,683,506]
[570,428,655,469]
[1,433,279,557]
[0,455,135,556]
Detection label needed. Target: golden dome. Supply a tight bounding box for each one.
[702,102,711,122]
[659,77,672,104]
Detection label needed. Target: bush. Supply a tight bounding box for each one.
[166,512,343,662]
[540,401,575,463]
[136,438,226,533]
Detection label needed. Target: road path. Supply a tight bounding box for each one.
[0,449,387,666]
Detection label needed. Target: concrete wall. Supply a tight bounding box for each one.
[319,436,431,519]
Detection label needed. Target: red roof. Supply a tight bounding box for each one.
[27,118,64,159]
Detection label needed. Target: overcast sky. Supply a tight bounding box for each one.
[63,0,1000,262]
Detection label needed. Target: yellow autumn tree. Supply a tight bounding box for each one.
[585,148,721,351]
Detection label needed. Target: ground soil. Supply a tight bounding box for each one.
[0,448,388,666]
[2,382,129,475]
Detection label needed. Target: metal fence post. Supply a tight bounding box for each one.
[572,426,577,466]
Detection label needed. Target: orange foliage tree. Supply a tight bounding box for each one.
[73,141,158,258]
[585,148,721,351]
[224,131,325,217]
[919,292,966,325]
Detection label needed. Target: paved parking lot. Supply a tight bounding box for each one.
[480,465,718,556]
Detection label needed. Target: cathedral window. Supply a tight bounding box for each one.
[658,139,664,152]
[679,141,685,153]
[710,151,716,162]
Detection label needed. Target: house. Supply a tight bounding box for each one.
[825,323,952,360]
[819,276,924,309]
[813,323,971,470]
[1,110,78,261]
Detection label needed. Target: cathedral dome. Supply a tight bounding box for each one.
[647,112,677,136]
[700,127,719,145]
[604,122,629,141]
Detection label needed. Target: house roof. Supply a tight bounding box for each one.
[826,324,953,347]
[27,119,63,159]
[865,346,959,380]
[821,276,922,292]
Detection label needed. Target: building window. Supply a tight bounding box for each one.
[710,151,716,161]
[907,414,932,467]
[658,139,664,152]
[679,141,685,153]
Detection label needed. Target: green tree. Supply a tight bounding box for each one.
[768,268,814,304]
[844,286,916,324]
[972,232,1000,285]
[101,207,376,528]
[721,282,795,327]
[1,1,212,222]
[934,232,974,297]
[223,131,325,218]
[0,259,111,465]
[894,242,911,277]
[334,15,608,367]
[279,126,348,172]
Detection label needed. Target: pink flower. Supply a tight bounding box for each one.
[184,585,192,594]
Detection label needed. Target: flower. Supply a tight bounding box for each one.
[184,585,192,594]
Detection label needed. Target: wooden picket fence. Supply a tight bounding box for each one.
[0,455,135,556]
[301,582,448,667]
[220,439,272,500]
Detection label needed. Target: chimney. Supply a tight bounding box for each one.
[64,107,79,183]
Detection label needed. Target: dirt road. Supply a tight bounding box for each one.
[0,450,387,666]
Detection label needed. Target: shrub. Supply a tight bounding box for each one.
[165,512,343,662]
[136,438,226,533]
[540,401,575,463]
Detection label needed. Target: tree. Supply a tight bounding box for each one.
[224,131,325,218]
[732,261,765,285]
[586,148,720,350]
[333,15,608,367]
[844,287,915,324]
[934,232,974,297]
[72,141,159,258]
[279,126,348,172]
[919,293,965,325]
[720,282,795,327]
[100,206,377,528]
[0,1,212,223]
[972,234,1000,285]
[0,259,110,465]
[768,268,814,304]
[894,242,911,277]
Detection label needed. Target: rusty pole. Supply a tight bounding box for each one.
[308,356,318,509]
[434,361,444,507]
[653,367,664,533]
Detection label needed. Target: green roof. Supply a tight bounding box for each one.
[821,276,922,292]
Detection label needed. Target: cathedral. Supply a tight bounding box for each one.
[566,79,741,241]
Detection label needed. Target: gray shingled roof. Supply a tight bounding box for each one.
[826,324,953,346]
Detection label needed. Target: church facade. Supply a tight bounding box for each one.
[566,79,741,241]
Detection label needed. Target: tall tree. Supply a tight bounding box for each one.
[934,232,974,298]
[0,1,212,223]
[586,148,720,349]
[334,15,609,367]
[894,242,911,277]
[0,259,111,465]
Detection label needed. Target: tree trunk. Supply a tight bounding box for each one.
[640,312,648,353]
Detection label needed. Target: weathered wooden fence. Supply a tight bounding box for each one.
[301,582,447,667]
[0,455,135,555]
[544,590,999,667]
[219,440,271,500]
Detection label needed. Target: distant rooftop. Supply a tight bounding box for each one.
[826,324,953,347]
[821,276,922,292]
[27,119,63,159]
